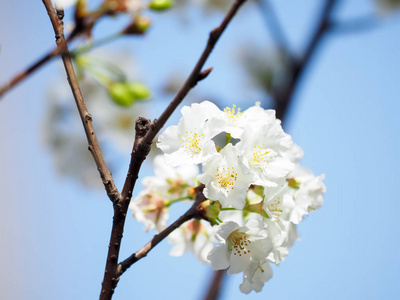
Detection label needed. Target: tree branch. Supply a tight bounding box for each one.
[0,32,77,98]
[41,0,119,202]
[99,0,248,298]
[99,117,152,300]
[203,270,227,300]
[274,0,340,122]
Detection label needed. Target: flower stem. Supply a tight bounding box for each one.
[70,33,122,57]
[164,196,194,207]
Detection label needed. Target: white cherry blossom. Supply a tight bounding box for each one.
[237,120,294,187]
[286,166,326,224]
[130,188,170,232]
[157,101,223,166]
[208,219,273,275]
[240,260,273,294]
[198,144,253,209]
[169,219,214,264]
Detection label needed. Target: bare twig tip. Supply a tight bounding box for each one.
[197,67,213,82]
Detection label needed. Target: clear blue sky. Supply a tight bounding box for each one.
[1,0,399,299]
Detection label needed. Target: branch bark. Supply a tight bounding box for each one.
[41,0,119,202]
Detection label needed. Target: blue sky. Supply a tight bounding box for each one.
[1,0,400,299]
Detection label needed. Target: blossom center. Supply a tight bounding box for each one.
[224,105,244,123]
[267,197,282,221]
[227,230,251,256]
[216,166,238,192]
[249,144,272,168]
[180,129,203,154]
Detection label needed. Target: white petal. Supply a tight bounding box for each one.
[208,245,230,270]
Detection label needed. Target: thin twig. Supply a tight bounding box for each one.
[119,185,207,274]
[99,0,248,298]
[0,6,114,98]
[0,32,77,98]
[41,0,119,202]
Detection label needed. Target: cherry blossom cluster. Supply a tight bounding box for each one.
[130,101,325,294]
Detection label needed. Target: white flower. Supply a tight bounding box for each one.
[198,144,253,209]
[143,155,199,197]
[221,104,248,138]
[54,0,76,9]
[261,185,294,265]
[157,101,223,166]
[130,155,199,232]
[169,219,214,264]
[208,219,272,275]
[240,260,273,294]
[126,0,146,13]
[286,166,326,224]
[130,189,170,232]
[237,120,294,187]
[220,102,280,139]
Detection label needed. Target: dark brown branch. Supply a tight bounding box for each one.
[99,117,152,300]
[274,0,340,122]
[41,0,119,202]
[99,1,248,298]
[203,270,227,300]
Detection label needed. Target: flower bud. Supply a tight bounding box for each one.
[108,82,135,107]
[108,81,150,107]
[123,16,152,35]
[287,177,301,189]
[201,200,222,226]
[149,0,173,11]
[245,202,269,219]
